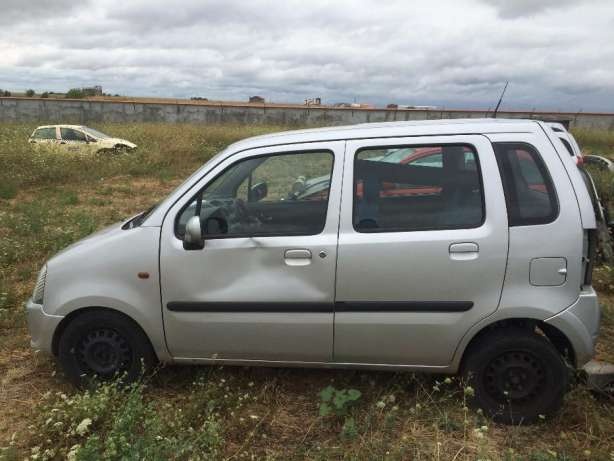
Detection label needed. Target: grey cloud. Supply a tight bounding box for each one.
[0,0,89,25]
[480,0,579,19]
[0,0,613,111]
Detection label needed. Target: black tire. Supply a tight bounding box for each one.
[461,327,568,424]
[58,310,156,387]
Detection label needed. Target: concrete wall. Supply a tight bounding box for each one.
[1,97,614,130]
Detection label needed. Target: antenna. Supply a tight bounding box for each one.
[492,81,509,118]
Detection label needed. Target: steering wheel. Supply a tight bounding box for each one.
[206,197,263,233]
[231,198,263,231]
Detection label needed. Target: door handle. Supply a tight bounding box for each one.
[449,242,479,261]
[284,249,312,266]
[284,249,312,259]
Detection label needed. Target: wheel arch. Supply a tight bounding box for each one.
[51,306,158,361]
[457,317,576,371]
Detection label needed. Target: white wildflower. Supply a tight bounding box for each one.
[67,444,80,461]
[75,418,92,436]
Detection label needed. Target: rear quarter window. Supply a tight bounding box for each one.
[558,137,575,157]
[493,142,558,226]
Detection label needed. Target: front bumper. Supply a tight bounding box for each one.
[545,286,601,368]
[25,299,64,354]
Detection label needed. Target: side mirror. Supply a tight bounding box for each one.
[248,181,268,202]
[183,216,204,250]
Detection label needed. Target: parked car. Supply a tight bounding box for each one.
[27,118,600,424]
[546,122,583,164]
[295,145,548,200]
[583,154,614,172]
[544,124,613,255]
[29,125,137,153]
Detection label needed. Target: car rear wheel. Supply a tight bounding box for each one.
[58,310,156,387]
[462,327,569,424]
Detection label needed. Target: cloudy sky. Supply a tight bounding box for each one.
[1,0,613,111]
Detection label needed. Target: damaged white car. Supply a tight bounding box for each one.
[29,125,137,154]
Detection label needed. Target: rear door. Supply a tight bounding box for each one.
[30,127,59,147]
[334,135,508,367]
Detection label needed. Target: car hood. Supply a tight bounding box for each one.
[50,221,127,263]
[100,137,137,149]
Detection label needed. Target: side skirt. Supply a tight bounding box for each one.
[169,356,454,374]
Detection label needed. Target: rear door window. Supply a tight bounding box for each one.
[353,144,484,232]
[493,143,558,226]
[32,127,57,140]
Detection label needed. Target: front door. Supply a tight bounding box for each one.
[160,141,344,362]
[334,135,509,367]
[59,127,90,153]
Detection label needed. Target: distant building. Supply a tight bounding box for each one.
[82,85,103,96]
[393,104,439,110]
[304,97,322,105]
[406,105,438,110]
[333,102,373,109]
[350,103,374,109]
[249,95,265,103]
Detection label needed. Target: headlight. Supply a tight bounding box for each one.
[32,265,47,304]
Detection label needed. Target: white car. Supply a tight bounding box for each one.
[546,122,582,164]
[583,154,614,172]
[29,125,137,153]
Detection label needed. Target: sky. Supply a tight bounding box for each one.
[1,0,613,112]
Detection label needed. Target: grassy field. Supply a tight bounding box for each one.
[0,123,613,460]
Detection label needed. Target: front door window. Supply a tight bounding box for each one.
[60,128,87,142]
[177,150,334,238]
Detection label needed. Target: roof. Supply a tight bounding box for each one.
[35,124,86,129]
[227,118,543,152]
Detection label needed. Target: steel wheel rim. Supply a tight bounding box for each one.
[76,328,132,377]
[483,350,546,404]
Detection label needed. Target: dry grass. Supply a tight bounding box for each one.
[0,123,613,460]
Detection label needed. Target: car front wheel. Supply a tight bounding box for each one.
[58,310,156,387]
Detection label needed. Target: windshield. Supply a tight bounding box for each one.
[82,127,111,139]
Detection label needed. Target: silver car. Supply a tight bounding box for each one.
[26,118,601,424]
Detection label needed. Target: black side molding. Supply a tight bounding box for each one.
[166,302,333,313]
[334,301,473,312]
[167,301,473,313]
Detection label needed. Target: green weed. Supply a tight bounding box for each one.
[318,385,362,417]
